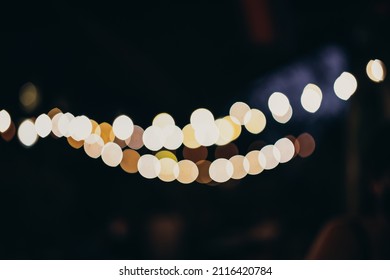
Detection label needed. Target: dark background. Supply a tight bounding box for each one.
[0,0,389,259]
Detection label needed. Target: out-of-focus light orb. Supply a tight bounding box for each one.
[173,160,199,184]
[244,109,266,134]
[183,146,208,163]
[229,102,251,125]
[215,118,234,146]
[366,59,386,82]
[84,134,104,159]
[126,125,144,150]
[259,145,281,170]
[209,158,234,183]
[67,137,84,149]
[0,109,11,133]
[156,150,178,162]
[99,122,115,143]
[1,121,16,142]
[48,108,62,119]
[301,83,323,113]
[190,108,215,130]
[274,138,295,163]
[158,158,177,182]
[51,113,63,137]
[35,114,52,138]
[114,137,127,149]
[143,125,164,151]
[69,115,92,141]
[272,105,293,124]
[223,116,242,141]
[194,123,219,147]
[196,160,212,184]
[229,155,250,180]
[334,72,357,100]
[245,150,264,175]
[268,92,290,117]
[182,124,201,149]
[120,149,140,174]
[138,154,161,179]
[163,125,183,150]
[297,133,316,158]
[215,143,239,159]
[113,115,134,140]
[19,82,40,112]
[18,119,38,147]
[101,142,123,167]
[153,113,175,128]
[58,112,74,137]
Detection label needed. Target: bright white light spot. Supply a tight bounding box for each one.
[194,123,219,147]
[301,83,322,113]
[101,142,123,167]
[84,134,104,159]
[18,119,38,147]
[190,108,215,130]
[0,109,11,133]
[229,102,251,125]
[173,160,199,184]
[158,158,177,182]
[138,154,161,179]
[51,113,63,137]
[334,72,357,100]
[229,155,250,180]
[143,125,164,151]
[272,105,293,124]
[35,114,52,138]
[113,115,134,140]
[274,138,295,163]
[268,92,290,117]
[58,113,74,137]
[259,145,281,170]
[366,59,386,82]
[182,124,201,149]
[244,109,266,134]
[163,125,183,150]
[153,113,175,128]
[245,150,264,175]
[215,118,234,146]
[209,158,234,183]
[69,115,92,141]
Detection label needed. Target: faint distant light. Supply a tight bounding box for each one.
[143,125,164,151]
[51,113,63,137]
[244,109,266,134]
[196,160,212,184]
[268,92,290,117]
[158,158,177,182]
[366,59,386,82]
[229,102,251,125]
[69,115,92,141]
[297,133,316,158]
[35,114,52,138]
[163,125,183,150]
[58,112,74,137]
[301,83,323,113]
[272,105,293,124]
[1,121,16,142]
[194,123,219,147]
[67,137,84,149]
[215,118,234,145]
[286,135,300,157]
[138,154,161,179]
[245,150,264,175]
[0,109,11,133]
[156,150,178,162]
[223,116,242,141]
[153,113,175,128]
[259,145,281,170]
[183,146,208,163]
[229,155,250,180]
[209,158,234,183]
[334,72,357,100]
[19,82,40,112]
[190,108,215,130]
[126,125,144,150]
[182,124,201,149]
[84,134,104,159]
[113,115,134,140]
[48,108,62,119]
[120,149,141,174]
[274,138,295,163]
[114,137,128,149]
[173,160,199,184]
[215,143,239,159]
[101,142,123,167]
[99,122,115,144]
[18,119,38,147]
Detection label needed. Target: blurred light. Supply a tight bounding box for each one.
[18,119,38,147]
[286,135,300,157]
[114,137,127,149]
[0,109,11,133]
[69,115,92,141]
[366,59,386,82]
[120,149,140,174]
[35,114,52,138]
[158,158,177,182]
[334,72,357,100]
[153,113,175,128]
[173,160,199,184]
[215,118,234,145]
[259,145,281,170]
[143,125,164,151]
[67,137,84,149]
[90,120,100,136]
[223,116,242,141]
[113,115,134,140]
[196,160,212,184]
[58,112,74,137]
[48,108,62,119]
[272,105,293,124]
[126,125,144,150]
[163,125,183,150]
[229,155,250,180]
[244,109,266,134]
[301,83,322,113]
[51,113,63,137]
[268,92,290,117]
[182,124,201,149]
[209,158,234,183]
[84,134,104,159]
[194,123,219,147]
[215,143,239,159]
[1,121,16,142]
[101,142,123,167]
[229,102,251,125]
[99,122,115,144]
[183,146,208,163]
[190,108,215,130]
[138,154,161,179]
[274,138,295,163]
[245,150,264,175]
[297,133,316,158]
[156,150,178,162]
[19,82,40,112]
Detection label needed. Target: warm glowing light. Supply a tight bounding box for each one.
[163,125,183,150]
[194,123,219,147]
[143,125,164,151]
[215,118,234,145]
[215,143,239,159]
[113,115,134,140]
[223,116,242,141]
[35,114,52,138]
[173,160,199,184]
[69,115,92,141]
[138,154,161,179]
[18,119,38,147]
[48,108,62,119]
[274,138,295,163]
[245,150,264,175]
[1,121,15,142]
[334,72,357,100]
[84,134,104,159]
[366,59,386,82]
[272,105,293,124]
[153,113,175,128]
[244,109,266,134]
[101,142,123,167]
[158,158,177,182]
[51,113,63,137]
[120,149,140,174]
[182,124,201,149]
[19,82,40,112]
[190,108,215,130]
[268,92,290,117]
[301,83,322,113]
[58,113,74,137]
[196,160,212,184]
[114,137,127,149]
[0,109,11,133]
[229,102,251,125]
[297,133,316,158]
[99,122,115,143]
[126,125,144,150]
[259,145,281,170]
[209,158,234,183]
[229,155,250,180]
[183,146,208,163]
[67,137,84,149]
[156,150,178,162]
